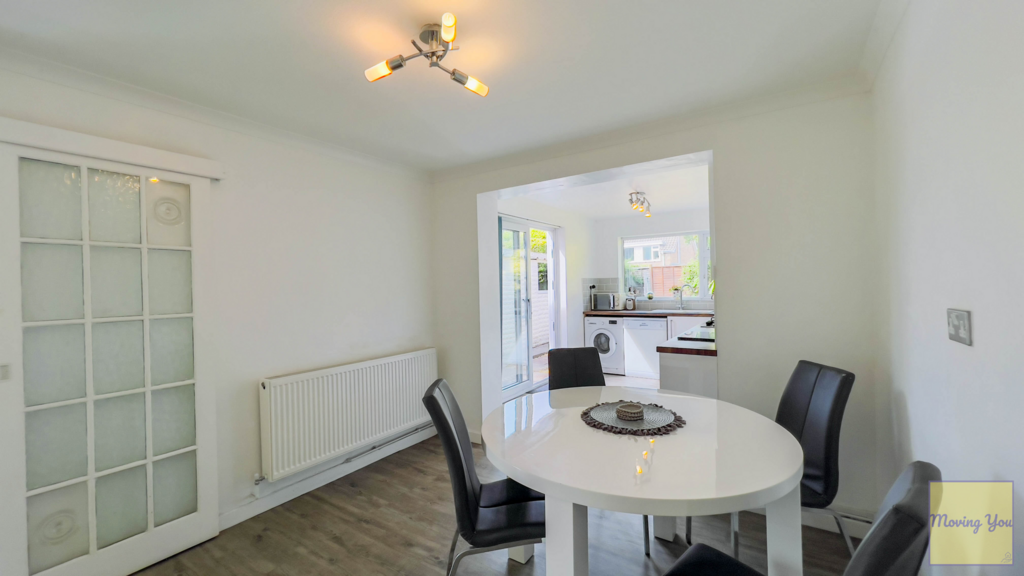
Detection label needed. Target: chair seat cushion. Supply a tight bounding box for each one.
[468,501,545,548]
[664,544,764,576]
[479,478,545,508]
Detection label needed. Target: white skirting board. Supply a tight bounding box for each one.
[219,426,436,531]
[798,509,872,539]
[659,507,873,542]
[753,507,873,539]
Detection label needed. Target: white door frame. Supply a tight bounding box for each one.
[0,126,220,576]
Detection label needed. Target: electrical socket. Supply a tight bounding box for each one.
[947,309,972,346]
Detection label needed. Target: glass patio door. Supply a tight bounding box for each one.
[499,218,532,394]
[0,144,218,576]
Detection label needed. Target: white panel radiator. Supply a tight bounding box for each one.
[259,348,437,482]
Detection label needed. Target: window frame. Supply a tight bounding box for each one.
[619,230,712,300]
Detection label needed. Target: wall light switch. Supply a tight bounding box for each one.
[947,309,972,346]
[0,364,10,381]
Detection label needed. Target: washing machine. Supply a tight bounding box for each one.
[585,317,625,375]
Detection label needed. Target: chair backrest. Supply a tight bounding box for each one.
[548,347,607,391]
[844,461,941,576]
[422,378,481,540]
[775,360,855,506]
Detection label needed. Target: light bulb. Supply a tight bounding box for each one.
[364,61,392,82]
[639,205,645,212]
[645,212,652,218]
[451,69,489,97]
[364,55,406,82]
[149,178,160,183]
[464,76,488,97]
[441,13,457,43]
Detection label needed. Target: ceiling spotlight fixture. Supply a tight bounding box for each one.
[364,13,489,97]
[628,191,652,217]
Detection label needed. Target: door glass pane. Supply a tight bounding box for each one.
[90,246,143,318]
[146,180,190,247]
[500,225,530,390]
[92,321,145,394]
[150,318,194,385]
[26,481,90,575]
[153,384,196,456]
[19,158,82,241]
[153,451,197,526]
[94,393,146,471]
[96,466,147,549]
[23,324,86,407]
[21,243,84,322]
[148,249,192,315]
[88,169,141,244]
[26,404,87,490]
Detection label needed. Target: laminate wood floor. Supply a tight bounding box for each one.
[135,437,855,576]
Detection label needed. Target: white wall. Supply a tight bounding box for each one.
[0,67,434,523]
[496,194,595,348]
[590,207,711,279]
[432,93,879,517]
[871,0,1024,567]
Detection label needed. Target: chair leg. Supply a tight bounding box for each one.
[447,537,543,576]
[446,528,460,576]
[730,511,740,558]
[684,516,692,546]
[449,548,470,576]
[643,515,650,556]
[832,510,856,557]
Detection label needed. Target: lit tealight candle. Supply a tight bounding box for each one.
[635,459,647,484]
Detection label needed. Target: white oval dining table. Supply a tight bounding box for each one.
[481,386,805,576]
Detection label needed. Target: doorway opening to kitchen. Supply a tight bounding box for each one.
[477,150,716,418]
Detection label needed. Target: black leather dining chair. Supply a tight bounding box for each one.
[728,360,857,557]
[662,461,941,576]
[422,378,546,576]
[548,347,606,390]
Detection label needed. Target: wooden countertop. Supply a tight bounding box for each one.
[656,338,718,357]
[584,310,714,318]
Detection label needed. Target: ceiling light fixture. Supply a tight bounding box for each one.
[628,191,652,217]
[364,13,489,97]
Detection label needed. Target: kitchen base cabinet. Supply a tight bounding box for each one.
[659,352,718,398]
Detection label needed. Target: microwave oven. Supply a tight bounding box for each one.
[591,293,618,311]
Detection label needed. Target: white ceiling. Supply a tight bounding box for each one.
[501,152,710,220]
[0,1,883,169]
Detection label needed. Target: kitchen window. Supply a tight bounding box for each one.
[623,232,712,298]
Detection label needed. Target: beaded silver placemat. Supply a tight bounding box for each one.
[581,401,686,436]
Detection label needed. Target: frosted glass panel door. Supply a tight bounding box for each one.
[0,145,217,576]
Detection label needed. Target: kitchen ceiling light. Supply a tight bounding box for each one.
[364,13,488,97]
[627,191,652,217]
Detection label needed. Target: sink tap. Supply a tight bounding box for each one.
[674,284,694,310]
